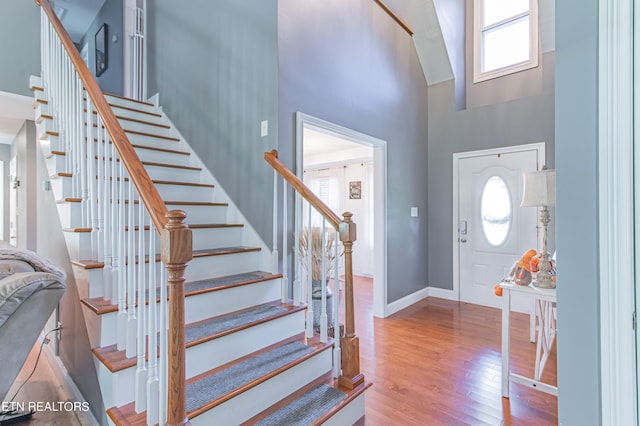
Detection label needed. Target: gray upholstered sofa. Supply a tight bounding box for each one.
[0,242,66,401]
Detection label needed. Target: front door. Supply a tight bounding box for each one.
[457,146,540,309]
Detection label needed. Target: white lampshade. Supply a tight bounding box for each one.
[521,169,556,207]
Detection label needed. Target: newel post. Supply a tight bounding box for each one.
[161,210,192,426]
[338,212,365,389]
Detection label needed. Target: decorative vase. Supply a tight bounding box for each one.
[311,279,333,331]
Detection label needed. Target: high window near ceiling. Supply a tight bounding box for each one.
[473,0,539,83]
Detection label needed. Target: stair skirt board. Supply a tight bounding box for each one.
[94,311,306,408]
[188,348,333,425]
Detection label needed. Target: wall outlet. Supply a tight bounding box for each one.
[261,120,268,137]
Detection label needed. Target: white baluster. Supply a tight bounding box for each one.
[102,135,113,302]
[293,192,301,306]
[320,219,328,342]
[306,206,314,338]
[126,180,137,358]
[272,170,279,274]
[116,161,127,351]
[135,207,147,412]
[146,226,159,426]
[282,181,288,302]
[110,142,119,303]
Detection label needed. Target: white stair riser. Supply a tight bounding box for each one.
[118,120,173,138]
[99,311,307,406]
[83,304,116,349]
[184,278,281,324]
[104,96,158,115]
[134,148,192,167]
[36,117,57,140]
[96,359,135,409]
[155,184,213,203]
[73,264,104,301]
[323,393,366,426]
[124,132,180,152]
[63,232,92,261]
[50,176,74,198]
[101,107,166,126]
[166,204,228,224]
[191,349,333,426]
[45,153,67,174]
[144,165,201,182]
[187,251,262,281]
[56,201,82,228]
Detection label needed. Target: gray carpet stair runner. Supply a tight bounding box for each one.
[185,304,287,344]
[255,384,347,426]
[185,341,314,412]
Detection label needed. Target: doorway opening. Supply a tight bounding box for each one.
[296,113,388,318]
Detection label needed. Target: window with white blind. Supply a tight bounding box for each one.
[473,0,539,83]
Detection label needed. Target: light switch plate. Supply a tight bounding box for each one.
[411,207,418,217]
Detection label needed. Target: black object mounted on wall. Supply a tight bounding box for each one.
[95,23,108,77]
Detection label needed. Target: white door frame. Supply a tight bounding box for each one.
[599,0,636,422]
[452,142,545,302]
[296,112,388,318]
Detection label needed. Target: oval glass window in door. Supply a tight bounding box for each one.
[480,176,512,246]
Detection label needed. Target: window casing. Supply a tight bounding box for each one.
[473,0,539,83]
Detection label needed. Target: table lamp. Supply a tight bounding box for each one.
[521,167,556,288]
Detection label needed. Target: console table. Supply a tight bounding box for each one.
[499,281,557,397]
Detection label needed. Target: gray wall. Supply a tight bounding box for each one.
[0,0,40,96]
[278,0,430,303]
[146,0,278,245]
[427,52,555,291]
[78,0,125,95]
[555,0,601,423]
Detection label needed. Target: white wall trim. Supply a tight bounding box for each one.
[295,113,389,318]
[386,287,430,317]
[451,142,546,303]
[599,0,637,423]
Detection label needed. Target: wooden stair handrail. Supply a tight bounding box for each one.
[373,0,413,36]
[264,149,364,390]
[37,0,169,233]
[264,150,341,230]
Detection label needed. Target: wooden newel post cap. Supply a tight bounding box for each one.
[161,210,193,265]
[339,212,356,243]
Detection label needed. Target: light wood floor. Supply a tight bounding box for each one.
[346,276,558,426]
[11,277,557,425]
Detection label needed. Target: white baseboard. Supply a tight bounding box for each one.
[428,286,457,301]
[385,287,430,316]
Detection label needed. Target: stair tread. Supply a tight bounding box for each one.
[193,246,261,257]
[106,334,332,425]
[82,271,282,315]
[241,374,371,426]
[103,92,155,107]
[92,301,305,372]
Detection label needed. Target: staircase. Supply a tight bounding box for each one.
[34,86,369,425]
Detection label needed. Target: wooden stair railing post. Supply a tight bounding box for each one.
[161,211,193,426]
[338,212,365,389]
